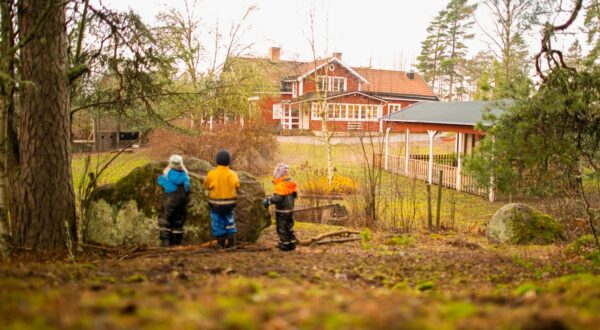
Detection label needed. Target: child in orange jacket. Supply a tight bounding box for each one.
[264,163,298,251]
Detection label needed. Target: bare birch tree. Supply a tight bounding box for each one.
[307,8,335,185]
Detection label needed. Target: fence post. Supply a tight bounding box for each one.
[456,132,463,192]
[427,130,437,184]
[427,184,433,231]
[405,128,410,176]
[384,127,391,170]
[436,169,443,229]
[489,135,496,202]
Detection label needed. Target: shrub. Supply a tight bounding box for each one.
[85,200,159,246]
[302,175,358,195]
[146,120,277,176]
[293,161,358,195]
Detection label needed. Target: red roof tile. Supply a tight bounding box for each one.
[353,67,435,97]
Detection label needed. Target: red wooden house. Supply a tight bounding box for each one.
[240,47,438,133]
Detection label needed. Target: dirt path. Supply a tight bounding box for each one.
[1,224,599,329]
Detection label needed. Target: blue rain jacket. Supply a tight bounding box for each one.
[158,168,191,193]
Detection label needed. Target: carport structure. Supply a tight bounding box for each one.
[378,100,507,202]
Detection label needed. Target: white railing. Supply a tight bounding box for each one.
[407,158,429,181]
[431,163,457,189]
[375,153,489,199]
[386,155,406,174]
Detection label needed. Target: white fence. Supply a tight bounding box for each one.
[376,154,489,199]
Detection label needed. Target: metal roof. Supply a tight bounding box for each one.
[381,100,509,126]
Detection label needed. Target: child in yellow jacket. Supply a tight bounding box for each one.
[204,150,240,249]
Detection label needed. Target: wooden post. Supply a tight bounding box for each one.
[456,132,463,192]
[450,191,456,229]
[404,128,410,176]
[489,135,496,202]
[426,184,433,231]
[209,116,214,131]
[384,127,391,170]
[92,117,97,152]
[489,177,496,202]
[427,130,437,183]
[116,111,121,150]
[436,169,443,229]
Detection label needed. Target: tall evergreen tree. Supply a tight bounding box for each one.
[6,0,76,249]
[583,0,600,65]
[463,51,495,100]
[441,0,477,101]
[565,39,584,71]
[480,0,537,98]
[417,10,448,93]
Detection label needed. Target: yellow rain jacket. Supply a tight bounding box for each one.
[204,165,240,205]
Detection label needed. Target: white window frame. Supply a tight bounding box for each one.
[311,103,382,122]
[281,105,300,129]
[272,104,282,119]
[389,103,402,113]
[292,82,297,97]
[317,76,347,92]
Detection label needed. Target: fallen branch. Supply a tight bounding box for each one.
[307,237,362,245]
[298,229,361,246]
[79,243,117,251]
[111,230,363,260]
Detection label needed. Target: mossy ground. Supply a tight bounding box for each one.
[1,224,599,329]
[55,144,600,328]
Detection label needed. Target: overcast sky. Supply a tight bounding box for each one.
[98,0,578,71]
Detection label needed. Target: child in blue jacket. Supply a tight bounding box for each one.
[157,155,191,246]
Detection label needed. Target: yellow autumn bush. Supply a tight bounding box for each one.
[301,174,358,195]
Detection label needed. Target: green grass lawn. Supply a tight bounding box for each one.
[72,151,151,189]
[70,141,500,233]
[270,141,502,232]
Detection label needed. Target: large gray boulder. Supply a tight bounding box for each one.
[89,157,271,245]
[487,203,563,244]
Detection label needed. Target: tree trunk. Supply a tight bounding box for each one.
[10,0,76,250]
[0,99,10,254]
[0,0,16,254]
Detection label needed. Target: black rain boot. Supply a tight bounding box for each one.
[225,234,236,249]
[279,241,294,251]
[216,236,226,250]
[171,232,183,246]
[160,229,172,247]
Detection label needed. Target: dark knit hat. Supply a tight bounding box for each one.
[216,150,231,166]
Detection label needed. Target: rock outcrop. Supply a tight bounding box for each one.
[487,203,563,245]
[89,158,271,245]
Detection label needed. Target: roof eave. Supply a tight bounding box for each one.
[381,118,494,127]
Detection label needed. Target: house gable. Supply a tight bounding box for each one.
[300,60,366,95]
[297,57,369,83]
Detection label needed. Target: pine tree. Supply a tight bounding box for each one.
[417,10,448,93]
[480,0,536,97]
[565,39,584,71]
[440,0,477,101]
